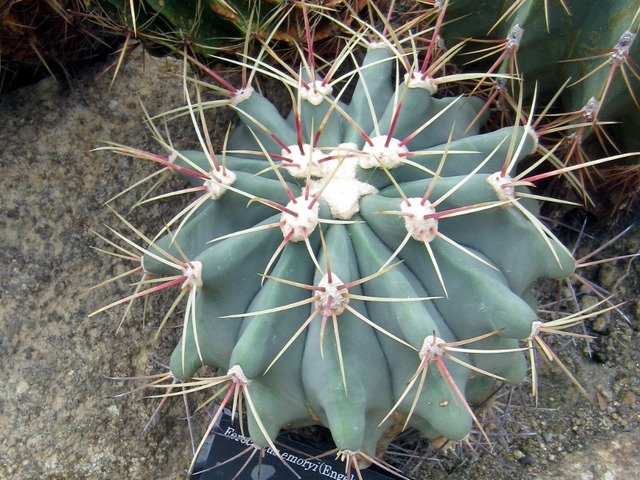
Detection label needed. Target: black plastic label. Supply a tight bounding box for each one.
[191,409,403,480]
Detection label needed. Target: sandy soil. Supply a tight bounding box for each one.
[1,53,639,480]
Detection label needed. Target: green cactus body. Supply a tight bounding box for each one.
[133,36,576,460]
[92,0,365,57]
[444,0,640,149]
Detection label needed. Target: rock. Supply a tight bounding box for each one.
[622,391,637,406]
[541,431,640,480]
[0,51,194,479]
[598,265,618,290]
[591,316,609,333]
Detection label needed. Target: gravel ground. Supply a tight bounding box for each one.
[1,53,639,480]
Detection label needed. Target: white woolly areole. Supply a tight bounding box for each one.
[182,261,203,290]
[369,40,393,50]
[168,151,178,163]
[401,198,438,242]
[611,30,636,63]
[310,177,377,220]
[300,80,333,106]
[318,143,360,178]
[528,320,543,340]
[360,135,408,170]
[282,144,324,178]
[420,335,446,362]
[310,143,378,220]
[280,195,319,241]
[404,71,437,94]
[204,169,236,200]
[581,97,600,121]
[487,172,516,202]
[227,364,251,385]
[315,273,349,316]
[524,124,539,154]
[506,24,524,50]
[230,86,254,105]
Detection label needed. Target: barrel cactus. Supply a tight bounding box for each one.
[93,3,624,477]
[443,0,639,132]
[91,0,366,60]
[441,0,640,206]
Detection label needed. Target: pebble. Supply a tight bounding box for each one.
[581,295,599,311]
[622,391,637,405]
[632,299,640,322]
[597,384,613,402]
[598,264,618,289]
[591,316,608,333]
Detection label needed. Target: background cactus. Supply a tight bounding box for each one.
[90,0,367,65]
[443,0,639,129]
[440,0,640,209]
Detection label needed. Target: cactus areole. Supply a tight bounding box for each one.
[122,40,575,467]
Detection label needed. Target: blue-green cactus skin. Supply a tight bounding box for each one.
[140,41,575,456]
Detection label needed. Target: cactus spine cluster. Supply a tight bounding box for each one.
[94,1,633,476]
